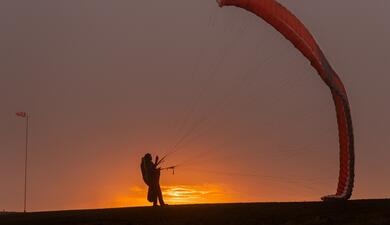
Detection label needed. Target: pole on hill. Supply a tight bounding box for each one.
[24,114,29,213]
[16,112,29,213]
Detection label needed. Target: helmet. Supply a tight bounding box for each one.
[144,153,152,161]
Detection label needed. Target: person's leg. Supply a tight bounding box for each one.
[155,170,165,206]
[148,185,157,205]
[149,182,158,206]
[156,183,165,206]
[152,190,158,206]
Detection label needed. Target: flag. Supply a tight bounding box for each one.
[16,112,27,118]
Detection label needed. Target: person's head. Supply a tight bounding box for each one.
[144,153,152,162]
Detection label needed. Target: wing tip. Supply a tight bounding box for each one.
[321,194,350,201]
[216,0,224,7]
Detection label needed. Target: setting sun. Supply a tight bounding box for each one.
[107,184,233,208]
[162,185,230,204]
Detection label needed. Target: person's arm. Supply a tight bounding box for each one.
[154,155,160,170]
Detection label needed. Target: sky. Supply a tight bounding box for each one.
[1,0,389,211]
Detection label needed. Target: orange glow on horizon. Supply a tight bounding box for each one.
[106,184,234,208]
[162,185,230,204]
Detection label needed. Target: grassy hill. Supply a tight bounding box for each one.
[1,199,389,225]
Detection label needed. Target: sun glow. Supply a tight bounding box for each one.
[163,186,216,204]
[108,184,233,207]
[165,184,233,204]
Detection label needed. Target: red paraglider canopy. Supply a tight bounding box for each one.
[217,0,354,201]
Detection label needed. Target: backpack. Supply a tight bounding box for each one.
[140,156,151,186]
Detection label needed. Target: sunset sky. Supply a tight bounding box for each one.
[1,0,389,211]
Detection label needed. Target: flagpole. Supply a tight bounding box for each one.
[23,114,29,213]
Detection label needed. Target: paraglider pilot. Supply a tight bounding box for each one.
[141,153,166,206]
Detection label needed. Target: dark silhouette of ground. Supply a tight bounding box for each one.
[1,199,389,225]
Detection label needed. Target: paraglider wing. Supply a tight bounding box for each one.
[217,0,354,201]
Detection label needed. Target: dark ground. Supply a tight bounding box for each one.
[1,199,390,225]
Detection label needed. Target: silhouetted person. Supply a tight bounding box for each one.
[141,153,166,206]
